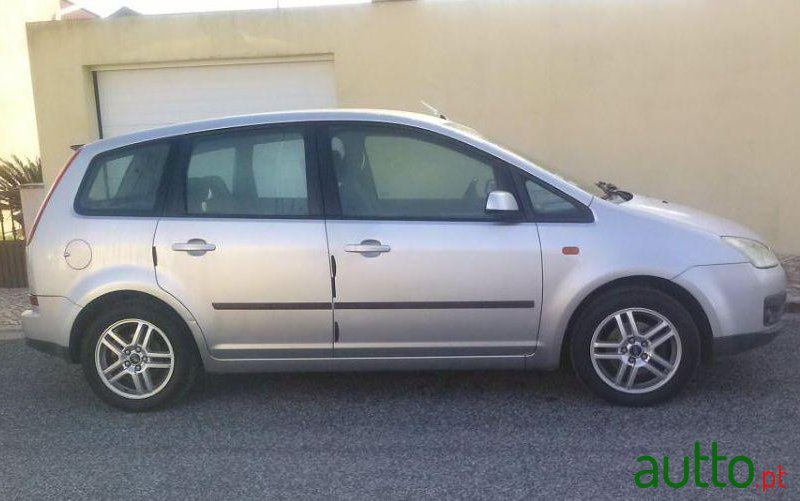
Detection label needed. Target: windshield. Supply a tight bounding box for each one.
[444,121,609,199]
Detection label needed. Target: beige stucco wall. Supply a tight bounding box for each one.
[0,0,59,159]
[26,0,800,252]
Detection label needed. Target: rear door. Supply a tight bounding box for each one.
[321,123,543,358]
[154,125,334,359]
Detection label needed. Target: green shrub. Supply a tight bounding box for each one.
[0,156,43,238]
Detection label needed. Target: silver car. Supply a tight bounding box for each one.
[22,110,786,411]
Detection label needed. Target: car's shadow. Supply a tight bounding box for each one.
[180,326,793,414]
[190,367,582,404]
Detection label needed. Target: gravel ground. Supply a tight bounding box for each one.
[0,319,798,500]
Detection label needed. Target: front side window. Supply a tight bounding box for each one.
[77,142,171,214]
[524,177,591,222]
[185,129,310,217]
[329,126,505,220]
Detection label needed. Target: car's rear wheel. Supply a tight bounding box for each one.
[81,301,198,411]
[570,287,700,406]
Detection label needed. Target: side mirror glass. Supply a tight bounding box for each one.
[485,190,520,214]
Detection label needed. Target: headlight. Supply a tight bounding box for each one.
[721,237,779,269]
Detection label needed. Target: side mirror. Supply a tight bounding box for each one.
[485,190,520,214]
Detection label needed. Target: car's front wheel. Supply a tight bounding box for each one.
[570,287,701,406]
[81,300,198,411]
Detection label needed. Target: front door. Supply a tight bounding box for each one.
[154,125,334,359]
[321,124,543,358]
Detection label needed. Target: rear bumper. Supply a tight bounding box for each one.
[25,337,71,361]
[20,295,81,362]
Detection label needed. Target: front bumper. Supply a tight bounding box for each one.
[21,295,82,362]
[712,322,783,356]
[673,262,787,357]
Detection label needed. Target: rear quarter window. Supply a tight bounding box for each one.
[75,142,172,216]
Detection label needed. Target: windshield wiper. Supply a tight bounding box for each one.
[596,181,633,201]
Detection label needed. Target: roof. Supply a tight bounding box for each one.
[92,109,448,150]
[108,7,141,17]
[59,0,100,19]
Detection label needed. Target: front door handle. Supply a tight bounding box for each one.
[345,239,391,256]
[172,239,216,256]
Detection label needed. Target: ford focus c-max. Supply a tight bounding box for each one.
[21,110,786,411]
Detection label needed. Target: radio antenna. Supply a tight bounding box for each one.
[421,100,448,120]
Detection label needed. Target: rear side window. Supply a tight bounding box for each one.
[185,129,311,217]
[76,142,171,215]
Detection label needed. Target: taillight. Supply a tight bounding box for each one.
[27,148,81,245]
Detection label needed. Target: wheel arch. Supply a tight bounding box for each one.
[559,275,714,369]
[68,290,203,364]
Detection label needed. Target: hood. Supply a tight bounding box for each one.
[619,194,764,242]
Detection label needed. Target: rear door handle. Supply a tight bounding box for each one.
[172,239,216,255]
[345,240,391,256]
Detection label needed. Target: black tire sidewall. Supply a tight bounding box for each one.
[570,287,700,406]
[80,300,197,411]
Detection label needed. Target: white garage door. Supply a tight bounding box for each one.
[95,60,337,138]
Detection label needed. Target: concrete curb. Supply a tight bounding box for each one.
[0,330,22,341]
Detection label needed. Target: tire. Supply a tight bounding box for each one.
[570,286,700,406]
[81,300,198,411]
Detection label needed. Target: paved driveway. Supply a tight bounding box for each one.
[1,319,798,500]
[0,288,28,335]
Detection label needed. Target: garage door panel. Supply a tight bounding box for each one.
[96,60,337,137]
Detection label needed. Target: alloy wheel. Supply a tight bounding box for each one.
[94,319,175,399]
[589,308,682,394]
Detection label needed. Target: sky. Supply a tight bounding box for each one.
[72,0,371,17]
